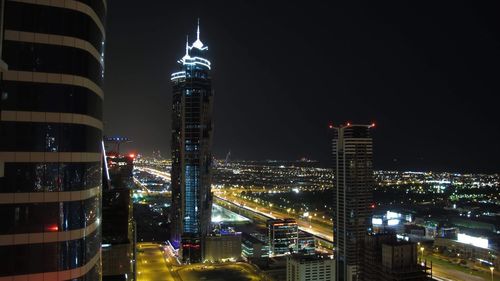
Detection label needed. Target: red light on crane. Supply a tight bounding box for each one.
[47,225,59,231]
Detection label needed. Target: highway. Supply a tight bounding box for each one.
[215,192,333,242]
[135,166,171,181]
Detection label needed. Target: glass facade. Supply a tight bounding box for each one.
[2,81,103,119]
[4,1,104,52]
[267,218,299,256]
[184,164,200,233]
[0,122,102,152]
[0,0,105,279]
[0,162,101,192]
[3,41,103,84]
[0,195,100,234]
[171,22,213,263]
[0,229,100,276]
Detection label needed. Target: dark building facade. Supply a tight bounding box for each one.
[0,0,105,280]
[362,233,431,281]
[102,188,135,281]
[101,145,136,281]
[170,21,213,263]
[331,124,375,281]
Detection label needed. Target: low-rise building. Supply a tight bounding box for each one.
[298,232,315,255]
[268,218,299,256]
[242,232,270,259]
[204,229,242,262]
[286,254,334,281]
[362,233,431,281]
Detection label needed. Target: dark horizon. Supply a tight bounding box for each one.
[103,1,500,174]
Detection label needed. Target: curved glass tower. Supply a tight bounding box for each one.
[0,0,105,279]
[171,20,213,264]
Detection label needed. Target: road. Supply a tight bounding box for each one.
[216,193,334,242]
[136,242,264,281]
[427,254,500,281]
[135,166,171,181]
[137,242,177,281]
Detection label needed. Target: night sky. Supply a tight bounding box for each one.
[103,1,500,173]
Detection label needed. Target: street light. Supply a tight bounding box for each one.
[490,266,494,281]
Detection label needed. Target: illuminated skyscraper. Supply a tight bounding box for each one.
[331,123,375,281]
[170,20,213,263]
[0,0,105,279]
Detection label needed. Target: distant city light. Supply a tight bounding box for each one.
[457,233,489,249]
[372,218,383,225]
[386,211,401,220]
[387,219,400,226]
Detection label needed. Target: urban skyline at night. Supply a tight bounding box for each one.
[0,1,498,281]
[103,1,500,173]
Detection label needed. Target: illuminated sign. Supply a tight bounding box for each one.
[387,219,400,226]
[386,211,401,220]
[457,233,489,249]
[372,218,383,225]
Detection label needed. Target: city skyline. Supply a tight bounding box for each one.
[103,1,499,173]
[1,1,498,281]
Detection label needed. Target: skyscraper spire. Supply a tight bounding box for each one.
[197,18,200,41]
[192,18,207,50]
[182,35,190,60]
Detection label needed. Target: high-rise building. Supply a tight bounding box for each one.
[331,123,375,281]
[0,0,7,74]
[268,218,299,256]
[102,188,135,281]
[101,145,136,281]
[170,20,213,263]
[0,0,105,279]
[287,254,335,281]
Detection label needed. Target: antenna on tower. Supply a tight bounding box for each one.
[225,150,231,165]
[197,18,200,40]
